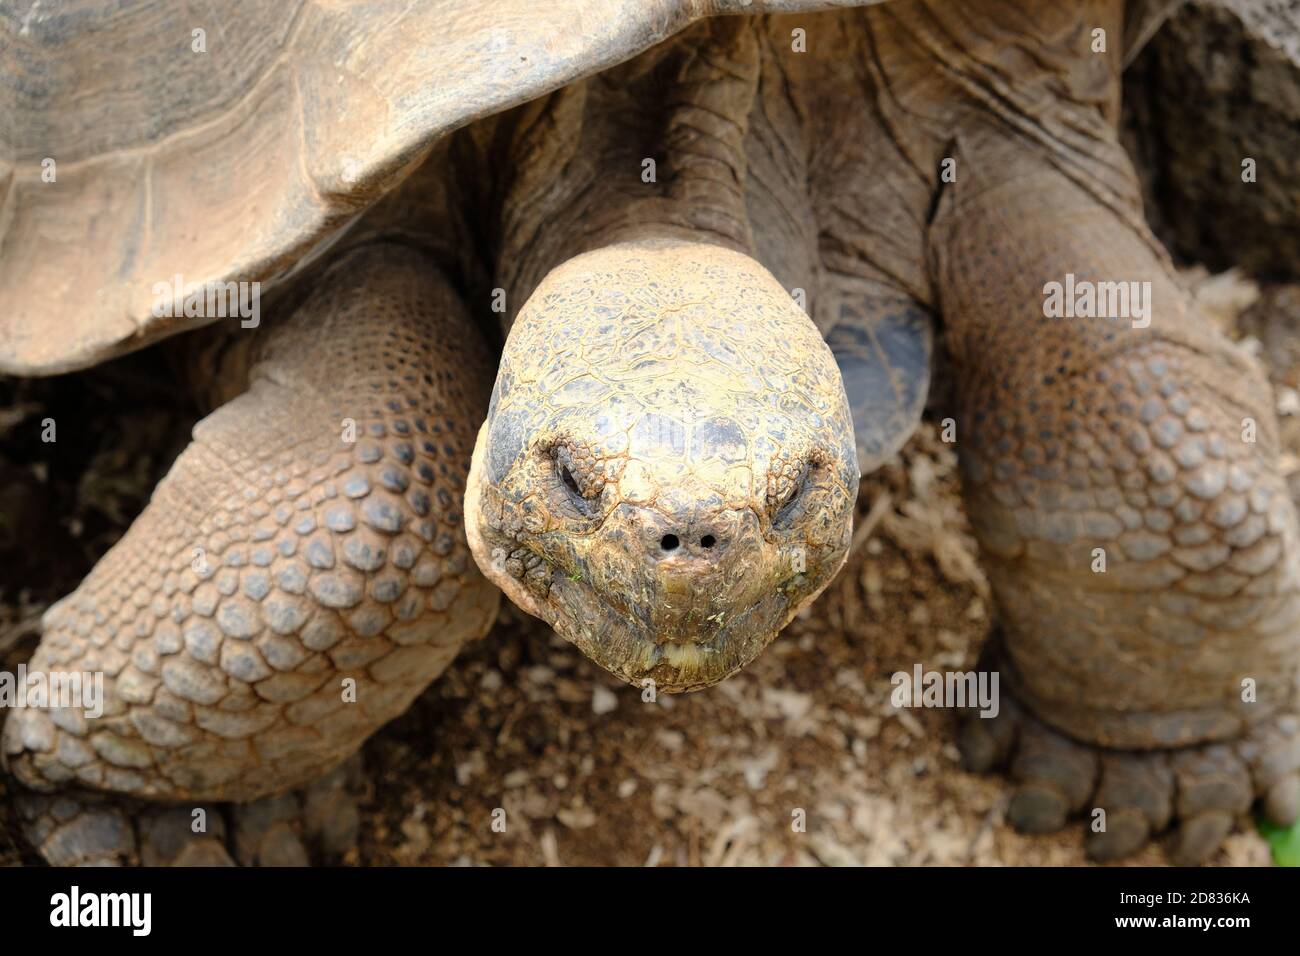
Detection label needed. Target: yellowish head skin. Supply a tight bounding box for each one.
[465,240,858,692]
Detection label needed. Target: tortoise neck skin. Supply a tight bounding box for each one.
[491,0,1126,327]
[494,16,765,320]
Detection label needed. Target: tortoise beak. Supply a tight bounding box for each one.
[647,566,724,643]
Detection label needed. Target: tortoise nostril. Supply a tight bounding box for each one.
[660,534,680,552]
[700,534,716,549]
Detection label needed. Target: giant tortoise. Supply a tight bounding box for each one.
[1,0,1297,866]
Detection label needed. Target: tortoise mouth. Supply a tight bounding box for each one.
[465,529,800,692]
[544,571,798,693]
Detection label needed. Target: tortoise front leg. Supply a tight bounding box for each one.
[932,131,1300,862]
[2,243,499,864]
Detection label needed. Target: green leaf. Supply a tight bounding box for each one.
[1257,816,1300,867]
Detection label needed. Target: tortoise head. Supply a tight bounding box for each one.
[466,239,858,692]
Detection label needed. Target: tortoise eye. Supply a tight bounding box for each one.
[771,457,823,526]
[774,474,805,516]
[549,446,598,517]
[559,461,584,499]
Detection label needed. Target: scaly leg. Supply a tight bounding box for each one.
[934,130,1300,862]
[3,243,499,862]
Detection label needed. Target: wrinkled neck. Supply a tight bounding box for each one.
[494,17,762,325]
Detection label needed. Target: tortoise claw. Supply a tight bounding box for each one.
[959,697,1298,864]
[16,753,364,867]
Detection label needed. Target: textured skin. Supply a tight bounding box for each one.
[466,240,858,691]
[462,0,1300,863]
[15,754,365,866]
[960,684,1300,864]
[3,243,499,810]
[932,121,1300,854]
[879,0,1299,860]
[936,151,1300,749]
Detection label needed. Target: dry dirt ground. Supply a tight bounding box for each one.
[1,272,1295,868]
